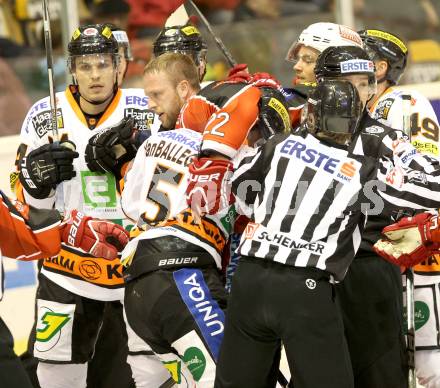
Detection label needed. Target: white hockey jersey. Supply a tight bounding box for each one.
[17,86,160,300]
[369,86,440,284]
[121,128,236,269]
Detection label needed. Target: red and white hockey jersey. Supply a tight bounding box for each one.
[0,190,62,300]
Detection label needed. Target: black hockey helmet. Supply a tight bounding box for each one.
[153,24,207,66]
[254,87,291,140]
[303,79,362,146]
[315,46,377,102]
[358,29,408,85]
[68,24,119,71]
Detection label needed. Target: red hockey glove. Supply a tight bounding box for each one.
[250,72,282,90]
[226,63,251,83]
[373,212,440,268]
[186,157,234,216]
[62,210,129,260]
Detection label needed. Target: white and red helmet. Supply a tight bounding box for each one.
[286,22,363,62]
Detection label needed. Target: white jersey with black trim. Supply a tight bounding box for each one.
[369,86,440,284]
[18,87,160,300]
[121,128,236,269]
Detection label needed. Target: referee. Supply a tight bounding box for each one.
[214,77,440,388]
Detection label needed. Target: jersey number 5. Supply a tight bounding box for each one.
[141,163,185,225]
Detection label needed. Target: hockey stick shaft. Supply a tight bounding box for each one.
[187,0,237,68]
[42,0,59,142]
[402,93,416,388]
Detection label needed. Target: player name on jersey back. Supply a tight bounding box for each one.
[143,130,199,166]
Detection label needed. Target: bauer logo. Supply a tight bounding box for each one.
[124,108,155,130]
[32,109,64,138]
[340,59,374,74]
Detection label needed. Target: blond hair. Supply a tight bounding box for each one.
[143,52,200,90]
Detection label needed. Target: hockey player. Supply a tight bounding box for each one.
[283,22,364,125]
[120,52,291,387]
[14,24,170,387]
[360,28,440,388]
[286,22,363,85]
[110,25,133,85]
[182,23,363,175]
[0,190,129,388]
[84,23,163,388]
[153,23,208,82]
[212,74,440,388]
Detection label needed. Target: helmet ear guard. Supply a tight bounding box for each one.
[254,87,291,140]
[303,80,363,146]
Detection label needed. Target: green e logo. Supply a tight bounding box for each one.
[81,171,117,208]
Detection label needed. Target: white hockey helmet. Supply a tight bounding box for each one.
[286,22,364,62]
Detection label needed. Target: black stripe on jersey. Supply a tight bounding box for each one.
[281,165,322,234]
[323,209,349,242]
[324,232,356,275]
[301,180,342,241]
[267,244,279,260]
[285,254,297,266]
[307,253,321,267]
[247,239,262,257]
[382,183,440,208]
[279,166,317,233]
[263,156,290,225]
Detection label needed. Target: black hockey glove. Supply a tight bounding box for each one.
[19,141,79,199]
[85,117,138,177]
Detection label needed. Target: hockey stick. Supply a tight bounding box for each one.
[186,0,237,67]
[402,93,417,388]
[42,0,59,142]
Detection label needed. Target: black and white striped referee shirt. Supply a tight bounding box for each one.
[231,121,440,281]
